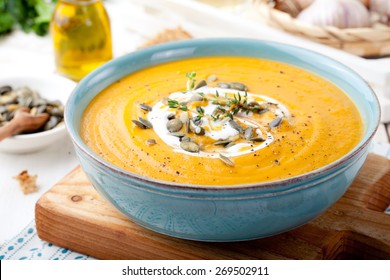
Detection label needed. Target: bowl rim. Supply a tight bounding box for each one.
[65,38,381,192]
[0,72,76,141]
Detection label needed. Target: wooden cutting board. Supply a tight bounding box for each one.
[35,154,390,259]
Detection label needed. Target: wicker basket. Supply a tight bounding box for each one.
[253,0,390,57]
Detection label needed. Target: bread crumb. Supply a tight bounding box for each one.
[141,27,192,48]
[13,170,38,194]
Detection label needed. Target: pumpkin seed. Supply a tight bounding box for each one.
[15,87,37,99]
[181,136,192,142]
[244,127,253,140]
[31,98,47,107]
[180,141,200,153]
[213,140,231,146]
[17,96,33,107]
[146,139,157,146]
[250,137,266,142]
[217,82,231,89]
[185,119,191,133]
[132,119,147,129]
[193,118,202,126]
[230,82,247,91]
[193,79,207,90]
[179,112,189,123]
[0,105,6,114]
[36,105,47,115]
[169,132,185,138]
[225,142,237,148]
[207,74,217,82]
[0,94,17,105]
[167,119,183,132]
[248,101,259,106]
[48,106,63,117]
[167,113,175,120]
[229,119,243,133]
[189,94,204,102]
[269,117,283,128]
[139,103,152,112]
[258,108,269,114]
[138,117,153,128]
[43,116,59,131]
[194,126,205,135]
[219,154,235,167]
[0,86,12,95]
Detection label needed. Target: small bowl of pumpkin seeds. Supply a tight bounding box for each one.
[0,73,76,154]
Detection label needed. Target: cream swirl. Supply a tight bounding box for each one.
[148,87,290,158]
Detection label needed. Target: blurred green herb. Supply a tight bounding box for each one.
[0,0,56,36]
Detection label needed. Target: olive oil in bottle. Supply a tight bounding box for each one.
[51,0,113,81]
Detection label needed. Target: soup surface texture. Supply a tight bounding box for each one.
[80,56,363,186]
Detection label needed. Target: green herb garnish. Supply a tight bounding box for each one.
[186,72,197,91]
[168,99,188,111]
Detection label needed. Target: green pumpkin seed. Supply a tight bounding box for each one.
[167,119,183,132]
[219,154,235,167]
[217,82,231,89]
[229,119,243,133]
[230,82,247,91]
[0,86,12,95]
[181,136,192,142]
[213,140,231,146]
[185,119,191,133]
[189,94,204,102]
[138,117,153,128]
[180,141,200,153]
[139,103,152,112]
[269,117,283,128]
[167,113,175,120]
[132,119,147,129]
[244,127,253,140]
[169,132,185,138]
[193,80,207,90]
[146,139,157,146]
[225,142,236,148]
[250,137,266,142]
[43,116,59,131]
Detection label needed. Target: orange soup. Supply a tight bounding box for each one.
[80,57,363,185]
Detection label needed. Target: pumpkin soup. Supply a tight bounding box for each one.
[80,56,363,185]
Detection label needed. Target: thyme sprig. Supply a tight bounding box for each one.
[186,72,197,90]
[210,91,264,120]
[167,99,188,111]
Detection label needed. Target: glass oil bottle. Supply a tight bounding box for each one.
[51,0,113,81]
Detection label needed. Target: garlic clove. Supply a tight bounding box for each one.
[297,0,372,28]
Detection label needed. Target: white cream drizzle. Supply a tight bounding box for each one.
[148,87,290,158]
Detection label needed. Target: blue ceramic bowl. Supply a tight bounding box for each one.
[65,38,380,241]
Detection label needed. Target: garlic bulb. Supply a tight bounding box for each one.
[297,0,372,28]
